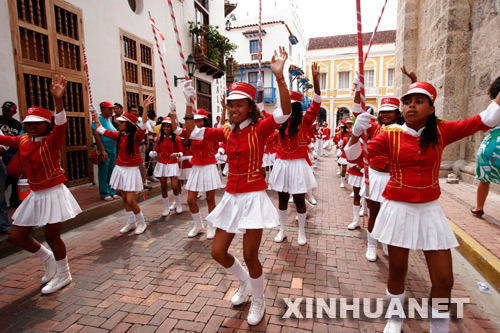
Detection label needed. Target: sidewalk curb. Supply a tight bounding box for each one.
[0,186,162,260]
[449,219,500,292]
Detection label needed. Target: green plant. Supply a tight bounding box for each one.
[188,21,237,68]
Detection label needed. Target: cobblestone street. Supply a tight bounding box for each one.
[0,154,499,332]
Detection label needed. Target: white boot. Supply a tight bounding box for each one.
[297,213,307,246]
[41,257,72,294]
[384,289,405,333]
[120,211,136,233]
[274,209,287,242]
[206,224,216,240]
[340,177,345,188]
[162,197,170,217]
[247,275,265,325]
[35,246,56,284]
[347,205,361,230]
[174,194,183,214]
[134,212,147,234]
[365,232,377,262]
[188,213,204,237]
[226,258,251,305]
[307,191,317,205]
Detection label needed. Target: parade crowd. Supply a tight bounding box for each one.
[1,45,500,333]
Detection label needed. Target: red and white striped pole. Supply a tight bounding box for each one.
[356,0,370,198]
[149,14,174,104]
[82,40,96,123]
[363,0,389,63]
[258,0,262,75]
[166,0,195,107]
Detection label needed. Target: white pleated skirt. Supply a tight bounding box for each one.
[185,164,221,192]
[12,184,82,227]
[154,162,180,178]
[360,168,390,202]
[336,148,342,158]
[337,157,348,165]
[110,165,143,192]
[207,190,279,234]
[372,199,459,251]
[348,174,363,188]
[179,167,191,181]
[269,158,317,194]
[262,152,276,167]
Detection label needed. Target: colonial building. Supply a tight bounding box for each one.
[0,0,232,187]
[395,0,500,184]
[305,30,397,128]
[223,1,307,110]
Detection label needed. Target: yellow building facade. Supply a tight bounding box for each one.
[305,31,396,128]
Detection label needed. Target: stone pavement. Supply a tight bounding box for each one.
[0,154,499,332]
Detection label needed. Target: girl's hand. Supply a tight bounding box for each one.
[311,62,320,82]
[143,95,155,109]
[271,46,288,77]
[50,75,67,99]
[170,152,180,159]
[401,66,417,83]
[221,95,226,110]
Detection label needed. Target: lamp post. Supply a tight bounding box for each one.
[174,54,197,86]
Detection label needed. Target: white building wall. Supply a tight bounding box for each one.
[0,0,226,120]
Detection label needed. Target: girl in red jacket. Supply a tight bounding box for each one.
[149,117,183,217]
[95,96,153,235]
[184,46,291,326]
[4,75,81,294]
[349,80,500,333]
[269,62,321,246]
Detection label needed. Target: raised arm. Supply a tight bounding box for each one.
[183,81,196,138]
[311,62,320,96]
[401,66,417,83]
[50,75,67,114]
[271,46,291,116]
[142,96,154,125]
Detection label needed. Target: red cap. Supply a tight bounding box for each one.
[100,101,114,108]
[323,122,328,127]
[340,120,346,126]
[345,118,353,123]
[23,106,52,123]
[289,90,303,103]
[162,117,172,124]
[116,112,138,126]
[401,81,437,104]
[194,109,209,120]
[379,97,400,111]
[227,82,256,100]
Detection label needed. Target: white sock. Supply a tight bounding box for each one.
[174,194,181,205]
[55,257,70,275]
[135,212,145,224]
[126,211,135,224]
[162,197,169,208]
[430,306,450,333]
[367,231,377,247]
[340,177,345,186]
[34,245,52,261]
[386,289,405,318]
[249,274,264,299]
[278,209,287,230]
[192,212,202,225]
[307,190,313,198]
[297,213,306,233]
[226,257,249,282]
[352,205,360,223]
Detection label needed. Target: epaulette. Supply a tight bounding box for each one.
[223,124,231,130]
[381,124,404,133]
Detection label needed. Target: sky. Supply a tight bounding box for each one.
[231,0,398,39]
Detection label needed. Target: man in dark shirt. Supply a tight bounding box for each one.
[0,102,22,208]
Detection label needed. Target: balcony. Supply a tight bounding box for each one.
[258,87,276,104]
[193,37,225,79]
[301,96,312,110]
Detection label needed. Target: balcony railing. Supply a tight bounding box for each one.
[261,87,276,103]
[192,33,225,79]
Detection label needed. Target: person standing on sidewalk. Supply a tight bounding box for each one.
[472,76,500,217]
[0,101,23,208]
[348,79,500,333]
[145,110,158,183]
[269,62,321,246]
[95,96,154,235]
[3,75,82,294]
[184,46,291,326]
[149,116,183,217]
[0,136,11,234]
[92,101,119,201]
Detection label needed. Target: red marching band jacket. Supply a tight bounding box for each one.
[154,135,183,164]
[369,115,491,203]
[264,130,278,154]
[276,99,321,161]
[197,115,282,194]
[102,126,147,167]
[179,139,193,169]
[0,121,67,191]
[320,127,331,140]
[180,128,218,166]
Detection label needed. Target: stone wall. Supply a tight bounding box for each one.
[395,0,500,185]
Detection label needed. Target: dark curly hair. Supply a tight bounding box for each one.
[117,121,138,157]
[489,75,500,99]
[279,102,303,139]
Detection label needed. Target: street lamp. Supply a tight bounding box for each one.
[174,54,197,86]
